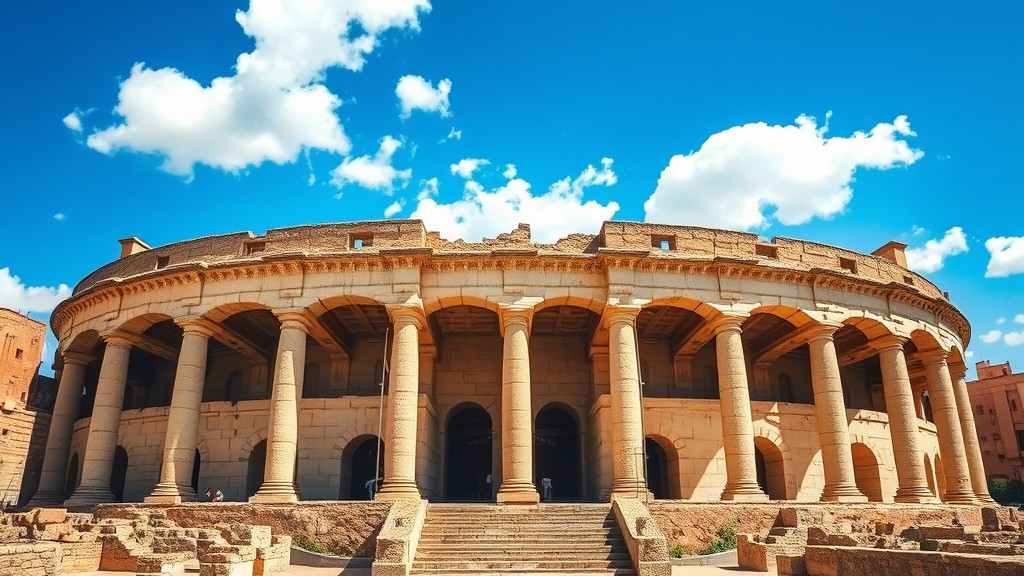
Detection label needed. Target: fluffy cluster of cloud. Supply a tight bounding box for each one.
[330,136,410,195]
[979,314,1024,347]
[412,158,620,242]
[644,114,923,230]
[984,236,1024,278]
[450,158,489,179]
[81,0,430,177]
[0,268,72,314]
[396,75,452,119]
[905,227,968,274]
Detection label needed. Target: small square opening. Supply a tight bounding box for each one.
[755,244,778,259]
[351,233,374,249]
[651,234,675,252]
[902,274,915,285]
[15,348,23,359]
[245,242,266,256]
[156,256,170,269]
[839,257,857,274]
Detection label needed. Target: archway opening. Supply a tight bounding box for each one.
[534,405,580,501]
[191,450,201,494]
[111,446,128,502]
[645,438,668,499]
[753,437,786,500]
[64,452,79,499]
[851,443,882,502]
[446,405,493,501]
[246,439,267,499]
[343,436,384,500]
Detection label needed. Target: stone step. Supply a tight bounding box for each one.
[412,560,634,571]
[412,570,635,576]
[421,525,618,534]
[416,544,627,554]
[419,535,624,544]
[415,551,629,561]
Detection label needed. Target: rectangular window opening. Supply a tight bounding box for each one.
[156,256,170,269]
[351,233,374,249]
[977,405,984,416]
[1011,398,1018,412]
[651,234,675,252]
[245,241,266,255]
[755,244,779,259]
[839,257,858,274]
[15,348,23,359]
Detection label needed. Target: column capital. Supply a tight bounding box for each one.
[805,321,844,343]
[603,305,641,329]
[869,334,908,353]
[273,309,316,333]
[949,363,968,382]
[916,349,950,367]
[498,304,533,334]
[706,311,749,335]
[62,351,94,366]
[174,317,219,338]
[387,304,425,330]
[100,331,139,349]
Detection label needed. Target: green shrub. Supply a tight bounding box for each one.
[699,524,737,555]
[668,544,687,558]
[296,536,331,555]
[989,478,1024,506]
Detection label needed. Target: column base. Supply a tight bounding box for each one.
[375,479,420,501]
[249,481,299,503]
[942,489,979,505]
[27,490,68,508]
[497,480,539,505]
[977,494,998,505]
[721,481,768,502]
[63,484,115,508]
[610,479,650,501]
[820,484,868,503]
[144,483,198,504]
[894,486,940,504]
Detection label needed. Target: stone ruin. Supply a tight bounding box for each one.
[0,507,290,576]
[738,506,1024,575]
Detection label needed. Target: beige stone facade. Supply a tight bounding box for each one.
[0,308,45,407]
[28,220,989,507]
[968,360,1024,481]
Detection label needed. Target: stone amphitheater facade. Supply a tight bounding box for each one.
[27,220,992,508]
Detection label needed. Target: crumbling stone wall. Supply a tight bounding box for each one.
[0,541,60,576]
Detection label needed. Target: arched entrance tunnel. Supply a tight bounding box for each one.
[534,405,580,500]
[446,405,493,501]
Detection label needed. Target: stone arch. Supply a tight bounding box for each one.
[200,302,274,324]
[424,295,501,317]
[840,316,897,341]
[339,433,384,500]
[641,296,719,319]
[752,423,791,500]
[115,312,175,336]
[909,328,948,355]
[445,402,494,501]
[307,295,388,317]
[331,428,384,461]
[535,402,581,500]
[850,442,883,502]
[745,304,819,330]
[645,433,681,499]
[62,329,103,357]
[533,295,604,316]
[238,428,269,462]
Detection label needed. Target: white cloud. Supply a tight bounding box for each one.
[85,0,430,177]
[996,317,1006,324]
[442,127,462,142]
[417,177,439,201]
[1005,331,1024,346]
[984,236,1024,278]
[965,350,974,359]
[450,158,489,179]
[503,164,517,179]
[62,111,82,132]
[412,158,620,243]
[384,200,405,218]
[396,75,452,119]
[53,213,65,221]
[1016,314,1024,324]
[910,225,926,237]
[330,136,411,194]
[0,268,72,314]
[905,227,968,274]
[644,114,923,230]
[979,330,1003,344]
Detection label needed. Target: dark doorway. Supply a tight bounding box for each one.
[191,450,201,494]
[645,438,668,499]
[345,436,384,500]
[111,446,128,502]
[534,405,580,500]
[246,439,267,499]
[446,405,492,501]
[64,452,79,499]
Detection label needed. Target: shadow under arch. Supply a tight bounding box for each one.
[753,436,787,500]
[64,451,80,500]
[851,442,883,502]
[246,439,267,499]
[340,434,384,500]
[645,434,680,499]
[534,402,581,501]
[445,402,493,501]
[115,312,175,336]
[111,446,128,502]
[424,295,502,318]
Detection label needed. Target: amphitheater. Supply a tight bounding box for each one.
[9,219,1022,576]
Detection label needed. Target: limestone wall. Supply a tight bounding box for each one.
[0,541,60,576]
[0,405,50,507]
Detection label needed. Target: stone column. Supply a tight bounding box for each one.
[250,313,309,503]
[376,306,423,500]
[807,324,866,502]
[496,306,539,504]
[64,335,134,507]
[28,353,91,506]
[949,365,995,503]
[919,350,976,504]
[145,320,215,503]
[713,314,767,501]
[607,307,647,499]
[874,336,937,503]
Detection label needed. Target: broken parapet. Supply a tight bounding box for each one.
[372,499,428,576]
[612,498,671,576]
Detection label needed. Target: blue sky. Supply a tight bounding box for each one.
[1,1,1021,377]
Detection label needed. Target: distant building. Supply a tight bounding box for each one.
[968,360,1024,482]
[0,308,52,508]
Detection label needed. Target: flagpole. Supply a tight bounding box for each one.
[373,326,390,497]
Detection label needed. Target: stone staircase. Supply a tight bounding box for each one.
[412,504,636,574]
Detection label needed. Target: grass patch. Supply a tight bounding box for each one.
[698,524,737,556]
[295,536,332,555]
[669,544,688,558]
